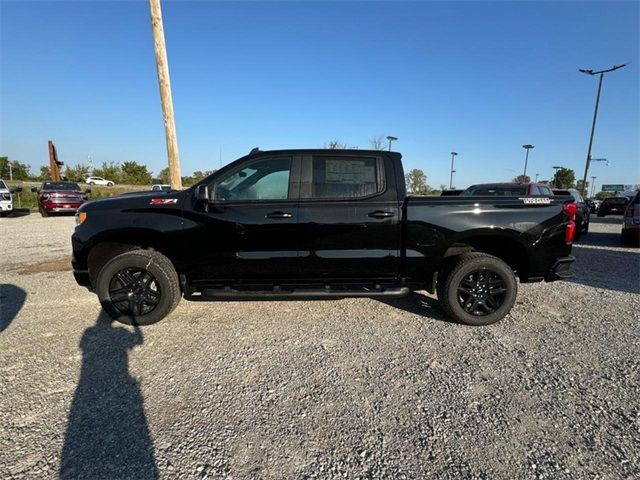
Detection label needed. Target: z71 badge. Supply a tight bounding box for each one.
[150,198,178,205]
[520,197,551,204]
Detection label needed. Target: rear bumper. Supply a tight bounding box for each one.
[545,255,575,281]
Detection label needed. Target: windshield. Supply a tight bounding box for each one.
[463,185,528,196]
[42,182,81,191]
[0,180,6,189]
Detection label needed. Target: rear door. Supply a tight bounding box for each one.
[296,153,402,281]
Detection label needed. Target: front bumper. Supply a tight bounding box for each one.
[0,202,13,211]
[546,255,575,281]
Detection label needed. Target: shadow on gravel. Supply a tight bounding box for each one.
[0,284,27,333]
[6,208,31,218]
[571,245,640,294]
[378,291,456,323]
[60,311,158,479]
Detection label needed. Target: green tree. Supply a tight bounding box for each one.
[0,156,31,180]
[35,165,51,181]
[405,168,431,195]
[552,168,575,189]
[513,175,531,183]
[157,167,170,184]
[575,179,589,195]
[64,164,91,183]
[120,161,152,185]
[92,161,121,183]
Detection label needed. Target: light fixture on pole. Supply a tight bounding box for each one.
[449,151,458,189]
[522,144,534,179]
[386,136,398,151]
[578,63,628,197]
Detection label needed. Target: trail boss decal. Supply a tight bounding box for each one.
[150,198,178,205]
[520,197,552,204]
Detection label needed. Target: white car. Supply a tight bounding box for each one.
[0,179,13,216]
[85,176,114,186]
[151,184,171,191]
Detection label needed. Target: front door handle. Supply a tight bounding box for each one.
[265,211,293,219]
[368,211,395,219]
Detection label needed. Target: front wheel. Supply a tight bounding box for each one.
[96,249,181,325]
[89,181,95,185]
[437,253,517,326]
[107,182,114,187]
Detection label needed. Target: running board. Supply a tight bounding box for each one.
[185,286,410,301]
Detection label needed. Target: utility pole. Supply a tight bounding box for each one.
[535,173,539,182]
[149,0,182,190]
[578,63,628,197]
[8,162,12,181]
[449,151,458,189]
[590,176,597,197]
[552,166,562,188]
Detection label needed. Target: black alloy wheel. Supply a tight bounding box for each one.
[108,267,161,316]
[456,269,507,316]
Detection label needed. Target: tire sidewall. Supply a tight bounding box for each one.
[96,251,176,326]
[444,256,517,326]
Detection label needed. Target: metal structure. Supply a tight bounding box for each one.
[48,140,63,181]
[578,63,628,197]
[590,176,597,197]
[522,144,534,179]
[386,135,398,151]
[449,151,458,189]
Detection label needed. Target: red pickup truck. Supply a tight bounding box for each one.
[32,181,88,217]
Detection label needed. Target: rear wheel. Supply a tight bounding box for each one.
[89,181,95,185]
[96,249,181,325]
[107,182,114,187]
[437,253,517,326]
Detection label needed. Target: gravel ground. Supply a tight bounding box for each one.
[1,214,639,479]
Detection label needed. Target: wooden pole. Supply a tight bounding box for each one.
[149,0,182,190]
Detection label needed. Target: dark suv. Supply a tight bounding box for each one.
[32,181,88,217]
[598,196,631,217]
[552,189,589,235]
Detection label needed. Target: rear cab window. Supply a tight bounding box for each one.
[310,156,382,199]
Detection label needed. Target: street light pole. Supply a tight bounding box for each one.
[522,144,534,179]
[590,176,597,197]
[578,63,628,197]
[449,151,458,189]
[552,166,562,188]
[386,135,398,151]
[535,173,539,182]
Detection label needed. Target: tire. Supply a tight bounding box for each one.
[437,252,517,326]
[107,182,114,187]
[89,181,95,185]
[40,208,49,217]
[96,249,181,326]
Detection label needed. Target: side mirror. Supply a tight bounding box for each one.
[195,184,209,202]
[85,188,92,194]
[31,186,39,193]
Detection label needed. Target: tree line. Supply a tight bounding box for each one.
[0,156,215,187]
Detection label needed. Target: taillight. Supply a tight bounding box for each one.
[563,202,578,245]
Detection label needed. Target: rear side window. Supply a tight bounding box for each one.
[539,186,552,196]
[311,156,380,199]
[463,185,528,196]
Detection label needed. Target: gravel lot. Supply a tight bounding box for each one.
[1,214,639,479]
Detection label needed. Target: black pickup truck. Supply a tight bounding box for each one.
[72,149,577,327]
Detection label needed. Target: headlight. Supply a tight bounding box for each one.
[42,194,50,200]
[76,212,87,226]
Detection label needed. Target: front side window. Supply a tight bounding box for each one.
[214,157,291,202]
[312,156,380,199]
[0,180,6,189]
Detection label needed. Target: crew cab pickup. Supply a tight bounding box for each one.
[72,149,576,326]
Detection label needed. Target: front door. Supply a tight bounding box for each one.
[184,154,302,285]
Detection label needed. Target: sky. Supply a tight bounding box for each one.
[1,0,638,190]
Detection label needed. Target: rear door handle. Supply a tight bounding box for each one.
[368,211,395,218]
[265,211,293,219]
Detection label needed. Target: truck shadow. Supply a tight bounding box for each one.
[576,231,622,248]
[59,311,158,479]
[378,291,457,324]
[570,245,640,294]
[0,284,27,333]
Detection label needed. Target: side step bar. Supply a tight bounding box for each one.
[185,286,411,301]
